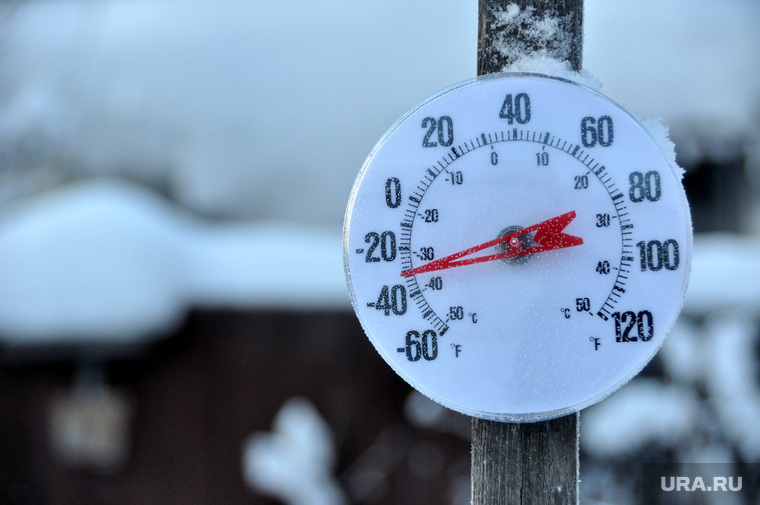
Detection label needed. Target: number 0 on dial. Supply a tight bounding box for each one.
[343,73,692,422]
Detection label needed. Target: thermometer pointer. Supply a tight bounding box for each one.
[401,211,583,276]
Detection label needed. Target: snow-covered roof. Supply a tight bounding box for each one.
[0,179,346,346]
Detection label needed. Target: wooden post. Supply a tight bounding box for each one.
[471,415,579,504]
[472,1,583,504]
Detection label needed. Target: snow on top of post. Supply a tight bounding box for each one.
[489,4,574,67]
[485,3,600,89]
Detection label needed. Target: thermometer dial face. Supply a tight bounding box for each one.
[343,74,691,422]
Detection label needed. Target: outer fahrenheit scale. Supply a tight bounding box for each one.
[343,73,691,422]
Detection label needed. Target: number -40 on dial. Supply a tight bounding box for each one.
[343,73,692,422]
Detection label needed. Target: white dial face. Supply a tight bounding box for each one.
[343,74,692,422]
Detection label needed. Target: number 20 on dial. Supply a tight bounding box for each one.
[343,73,692,422]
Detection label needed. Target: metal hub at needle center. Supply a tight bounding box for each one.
[497,225,535,265]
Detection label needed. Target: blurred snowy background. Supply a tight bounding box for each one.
[0,0,758,504]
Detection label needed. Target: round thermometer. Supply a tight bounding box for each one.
[343,73,691,422]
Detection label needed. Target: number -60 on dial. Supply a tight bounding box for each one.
[343,73,691,422]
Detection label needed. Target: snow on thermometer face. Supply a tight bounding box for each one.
[343,73,692,422]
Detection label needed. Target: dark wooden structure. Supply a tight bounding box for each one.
[0,310,470,505]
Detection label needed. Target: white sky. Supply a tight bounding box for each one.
[0,0,757,224]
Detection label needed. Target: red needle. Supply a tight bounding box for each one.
[401,211,583,277]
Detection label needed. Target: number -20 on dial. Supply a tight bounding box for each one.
[343,73,691,422]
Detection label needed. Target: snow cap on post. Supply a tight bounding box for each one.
[478,0,583,75]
